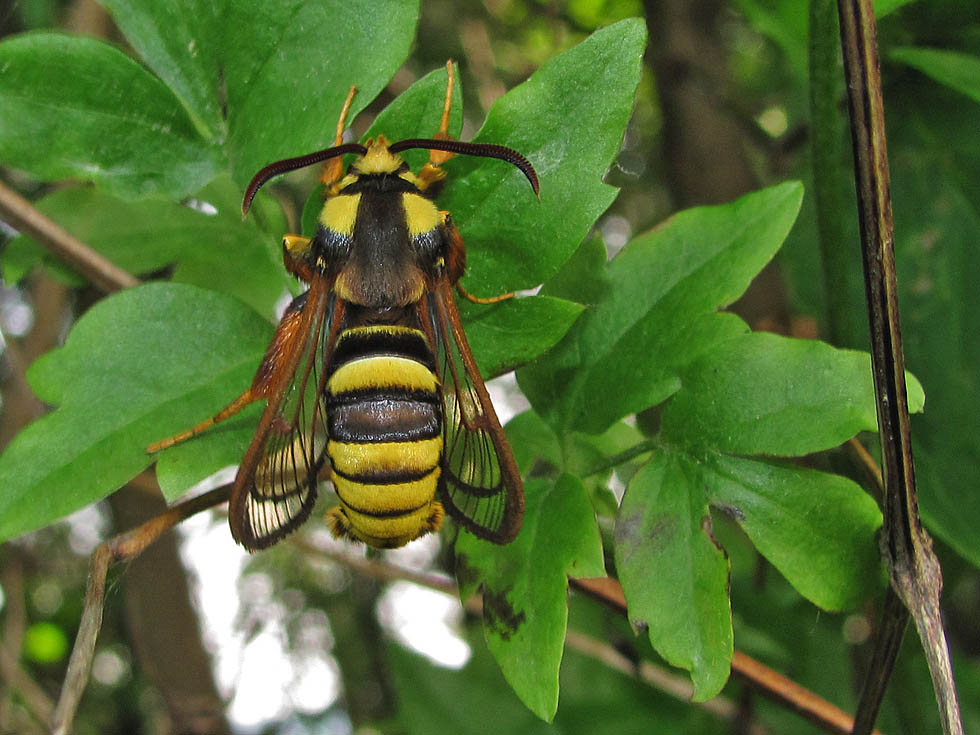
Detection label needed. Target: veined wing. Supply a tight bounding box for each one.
[229,276,338,550]
[428,281,524,543]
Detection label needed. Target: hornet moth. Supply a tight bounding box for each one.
[149,65,536,550]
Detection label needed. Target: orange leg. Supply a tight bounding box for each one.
[146,390,260,453]
[418,61,457,191]
[440,210,514,304]
[320,85,358,188]
[147,291,311,454]
[456,282,515,305]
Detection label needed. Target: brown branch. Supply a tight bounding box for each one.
[51,485,230,735]
[0,179,139,293]
[835,1,963,733]
[570,578,879,735]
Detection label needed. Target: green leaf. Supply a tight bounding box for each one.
[540,235,612,305]
[0,3,418,198]
[221,0,419,188]
[455,474,605,720]
[889,47,980,105]
[0,283,271,541]
[460,296,584,379]
[614,451,732,700]
[660,332,925,456]
[5,178,289,319]
[0,32,220,198]
[98,0,225,140]
[520,182,804,434]
[440,18,647,295]
[703,454,884,610]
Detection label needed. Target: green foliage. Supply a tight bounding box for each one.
[456,475,605,719]
[0,284,272,539]
[0,32,221,198]
[439,20,646,294]
[0,1,961,729]
[889,46,980,104]
[520,183,805,434]
[3,178,289,319]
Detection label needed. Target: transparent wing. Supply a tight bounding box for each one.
[229,277,337,550]
[430,282,524,543]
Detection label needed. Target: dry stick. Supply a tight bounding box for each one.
[0,180,139,293]
[570,578,879,735]
[50,485,230,735]
[835,1,963,734]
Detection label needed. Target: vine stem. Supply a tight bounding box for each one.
[834,0,963,733]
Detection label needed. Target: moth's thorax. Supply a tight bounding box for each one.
[315,165,447,308]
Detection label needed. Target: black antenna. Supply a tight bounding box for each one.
[388,138,540,197]
[241,143,368,215]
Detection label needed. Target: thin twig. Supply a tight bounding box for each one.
[564,629,770,735]
[0,553,56,726]
[0,180,139,293]
[846,437,885,500]
[50,485,230,735]
[835,1,963,733]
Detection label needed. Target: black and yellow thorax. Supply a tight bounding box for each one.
[312,137,448,309]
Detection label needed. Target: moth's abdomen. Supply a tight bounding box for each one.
[325,326,444,547]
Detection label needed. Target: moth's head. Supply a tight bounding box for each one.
[351,135,405,177]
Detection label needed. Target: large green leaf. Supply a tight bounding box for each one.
[703,454,883,611]
[455,474,605,720]
[520,182,804,434]
[0,284,271,541]
[615,448,884,701]
[440,18,647,295]
[660,332,925,456]
[98,0,225,140]
[221,0,419,187]
[460,296,584,379]
[614,451,732,700]
[0,2,418,199]
[0,32,220,198]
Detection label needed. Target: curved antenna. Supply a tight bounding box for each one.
[388,138,540,198]
[242,142,368,216]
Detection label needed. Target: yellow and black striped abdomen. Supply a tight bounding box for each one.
[324,326,445,547]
